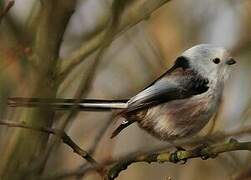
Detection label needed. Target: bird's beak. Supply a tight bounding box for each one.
[226,58,236,65]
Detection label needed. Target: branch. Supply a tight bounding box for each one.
[0,120,101,170]
[58,0,172,80]
[105,139,251,180]
[41,125,251,180]
[75,117,113,180]
[0,0,14,23]
[3,1,78,178]
[34,3,125,171]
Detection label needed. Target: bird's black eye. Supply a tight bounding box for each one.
[212,58,220,64]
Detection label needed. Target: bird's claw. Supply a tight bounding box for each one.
[193,143,217,160]
[170,147,187,164]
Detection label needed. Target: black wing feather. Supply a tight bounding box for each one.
[124,71,209,114]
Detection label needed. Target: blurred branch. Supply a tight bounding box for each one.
[33,69,98,174]
[105,139,251,180]
[33,8,123,173]
[75,117,113,180]
[38,1,128,175]
[2,1,78,179]
[0,120,101,170]
[32,1,126,171]
[0,0,14,23]
[57,0,172,81]
[60,0,127,97]
[52,0,128,156]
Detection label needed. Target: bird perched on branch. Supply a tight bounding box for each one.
[8,44,236,141]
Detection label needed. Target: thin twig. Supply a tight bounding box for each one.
[58,0,172,81]
[75,117,113,180]
[0,120,100,169]
[0,1,14,23]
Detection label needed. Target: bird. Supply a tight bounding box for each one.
[8,44,236,141]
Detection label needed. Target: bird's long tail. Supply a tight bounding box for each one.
[8,97,128,111]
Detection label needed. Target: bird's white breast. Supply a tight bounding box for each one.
[137,83,222,140]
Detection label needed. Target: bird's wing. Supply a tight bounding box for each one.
[124,69,209,114]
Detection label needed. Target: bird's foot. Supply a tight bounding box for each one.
[170,146,187,164]
[193,143,217,160]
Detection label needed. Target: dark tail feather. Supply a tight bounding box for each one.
[8,97,128,111]
[111,119,135,138]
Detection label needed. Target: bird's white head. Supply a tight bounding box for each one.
[181,44,236,83]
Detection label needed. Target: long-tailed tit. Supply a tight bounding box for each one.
[8,44,236,140]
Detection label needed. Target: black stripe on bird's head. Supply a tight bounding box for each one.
[174,56,190,70]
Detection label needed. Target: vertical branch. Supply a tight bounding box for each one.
[0,1,14,23]
[1,1,76,179]
[58,0,172,81]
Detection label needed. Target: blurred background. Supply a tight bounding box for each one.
[0,0,251,179]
